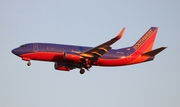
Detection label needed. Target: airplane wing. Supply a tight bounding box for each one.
[80,28,125,60]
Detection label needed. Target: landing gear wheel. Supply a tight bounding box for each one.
[27,61,31,66]
[80,69,85,74]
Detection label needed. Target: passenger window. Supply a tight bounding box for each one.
[117,52,124,57]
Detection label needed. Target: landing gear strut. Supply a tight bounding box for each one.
[80,68,85,74]
[86,64,91,68]
[27,61,31,66]
[84,59,91,69]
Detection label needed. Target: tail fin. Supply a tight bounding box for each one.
[133,27,158,53]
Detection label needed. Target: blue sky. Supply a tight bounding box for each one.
[0,0,180,107]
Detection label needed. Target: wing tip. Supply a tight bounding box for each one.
[162,46,167,49]
[117,27,125,39]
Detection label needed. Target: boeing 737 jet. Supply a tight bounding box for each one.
[12,27,166,74]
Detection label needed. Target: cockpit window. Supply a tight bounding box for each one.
[20,45,27,48]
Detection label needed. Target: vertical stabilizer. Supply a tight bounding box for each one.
[133,27,158,53]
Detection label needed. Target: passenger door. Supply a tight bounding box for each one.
[33,43,38,52]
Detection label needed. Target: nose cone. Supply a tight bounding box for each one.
[11,48,20,56]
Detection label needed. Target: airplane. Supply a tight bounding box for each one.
[12,27,166,74]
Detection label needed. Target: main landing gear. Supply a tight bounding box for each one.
[79,64,91,75]
[79,59,92,74]
[27,61,31,66]
[80,68,85,74]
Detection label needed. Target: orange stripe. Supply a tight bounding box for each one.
[128,44,153,64]
[127,30,157,64]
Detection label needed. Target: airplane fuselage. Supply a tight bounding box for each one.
[12,43,153,67]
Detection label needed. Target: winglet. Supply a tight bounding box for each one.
[142,47,167,56]
[116,27,125,40]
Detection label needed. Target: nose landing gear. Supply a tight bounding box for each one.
[27,61,31,66]
[22,57,31,66]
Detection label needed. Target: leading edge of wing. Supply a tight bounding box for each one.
[80,28,125,58]
[98,27,125,47]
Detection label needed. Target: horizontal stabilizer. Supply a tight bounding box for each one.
[142,47,167,56]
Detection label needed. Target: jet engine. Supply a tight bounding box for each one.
[54,62,73,71]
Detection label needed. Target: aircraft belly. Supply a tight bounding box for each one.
[95,55,149,66]
[95,58,129,66]
[21,52,64,62]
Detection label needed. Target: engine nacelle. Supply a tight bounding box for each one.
[54,62,72,71]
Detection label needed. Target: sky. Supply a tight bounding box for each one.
[0,0,180,107]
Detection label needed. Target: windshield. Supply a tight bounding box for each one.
[20,45,27,48]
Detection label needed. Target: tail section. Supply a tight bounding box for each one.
[126,27,166,65]
[133,27,158,53]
